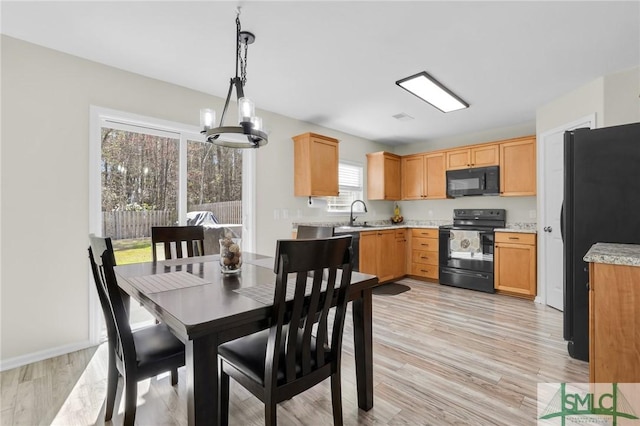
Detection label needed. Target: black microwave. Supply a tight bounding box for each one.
[446,166,500,197]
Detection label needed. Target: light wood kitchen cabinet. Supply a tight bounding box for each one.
[292,132,339,197]
[410,228,439,280]
[401,152,446,200]
[446,144,499,170]
[366,151,401,200]
[360,229,404,283]
[494,232,536,298]
[500,136,536,196]
[392,229,407,280]
[588,261,640,383]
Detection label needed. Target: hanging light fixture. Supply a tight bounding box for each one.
[200,8,268,148]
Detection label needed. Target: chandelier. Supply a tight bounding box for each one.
[200,9,268,148]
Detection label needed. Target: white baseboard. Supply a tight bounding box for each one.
[0,340,96,372]
[534,295,544,304]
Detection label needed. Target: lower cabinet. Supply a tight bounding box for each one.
[410,228,439,280]
[494,232,537,298]
[360,229,406,283]
[588,261,640,383]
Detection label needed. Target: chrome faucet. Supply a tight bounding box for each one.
[349,200,368,227]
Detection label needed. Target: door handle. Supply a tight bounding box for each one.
[560,202,564,242]
[543,226,553,232]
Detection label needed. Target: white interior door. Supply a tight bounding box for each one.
[539,114,595,311]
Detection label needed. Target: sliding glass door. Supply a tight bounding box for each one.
[91,107,246,339]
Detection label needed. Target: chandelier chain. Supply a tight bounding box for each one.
[236,14,248,86]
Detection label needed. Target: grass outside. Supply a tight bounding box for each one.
[112,238,153,265]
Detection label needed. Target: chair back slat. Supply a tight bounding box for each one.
[267,236,353,388]
[151,226,205,261]
[89,235,137,373]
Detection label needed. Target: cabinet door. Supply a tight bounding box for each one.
[500,138,536,196]
[383,155,402,200]
[293,133,339,197]
[471,144,499,167]
[377,230,396,282]
[367,152,401,200]
[359,232,377,276]
[446,149,470,170]
[494,242,536,297]
[309,136,339,196]
[590,263,640,383]
[425,152,446,199]
[392,230,407,279]
[401,155,425,200]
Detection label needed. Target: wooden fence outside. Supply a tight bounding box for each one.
[103,200,242,240]
[191,200,242,224]
[103,210,174,240]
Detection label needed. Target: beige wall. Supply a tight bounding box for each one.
[536,65,639,140]
[536,77,605,134]
[603,66,640,127]
[0,36,389,365]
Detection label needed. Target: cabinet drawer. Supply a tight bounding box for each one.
[411,228,438,239]
[411,263,438,279]
[495,232,536,245]
[412,237,438,251]
[395,229,406,239]
[412,250,438,266]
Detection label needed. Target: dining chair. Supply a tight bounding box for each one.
[88,235,185,426]
[218,235,353,426]
[295,224,335,239]
[151,225,205,261]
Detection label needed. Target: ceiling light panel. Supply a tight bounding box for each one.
[396,71,469,113]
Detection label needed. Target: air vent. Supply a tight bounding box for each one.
[392,112,414,121]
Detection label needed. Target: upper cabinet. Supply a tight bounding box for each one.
[500,136,536,196]
[366,152,401,200]
[401,152,446,200]
[292,132,339,197]
[446,144,499,170]
[367,134,535,201]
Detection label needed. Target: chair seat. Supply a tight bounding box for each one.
[133,324,185,369]
[219,327,326,386]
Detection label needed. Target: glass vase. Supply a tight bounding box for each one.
[219,238,242,274]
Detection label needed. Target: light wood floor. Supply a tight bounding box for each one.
[1,278,588,425]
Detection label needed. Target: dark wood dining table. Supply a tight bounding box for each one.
[114,252,379,425]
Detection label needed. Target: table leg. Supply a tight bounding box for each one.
[352,288,373,410]
[186,334,219,426]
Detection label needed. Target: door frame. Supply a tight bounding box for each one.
[536,113,596,307]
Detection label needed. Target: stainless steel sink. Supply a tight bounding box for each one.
[334,224,384,233]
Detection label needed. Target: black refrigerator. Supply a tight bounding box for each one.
[563,122,640,361]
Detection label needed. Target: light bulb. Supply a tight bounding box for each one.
[250,116,263,131]
[238,97,255,124]
[200,108,216,131]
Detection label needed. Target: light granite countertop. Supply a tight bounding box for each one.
[495,226,537,234]
[294,221,537,233]
[583,242,640,267]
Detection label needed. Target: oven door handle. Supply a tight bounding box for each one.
[442,268,491,280]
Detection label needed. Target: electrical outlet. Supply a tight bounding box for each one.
[282,209,289,219]
[273,209,280,220]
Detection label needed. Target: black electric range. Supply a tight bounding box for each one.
[438,209,506,293]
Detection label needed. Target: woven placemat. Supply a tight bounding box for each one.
[127,271,210,294]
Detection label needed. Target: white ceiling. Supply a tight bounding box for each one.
[2,1,639,146]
